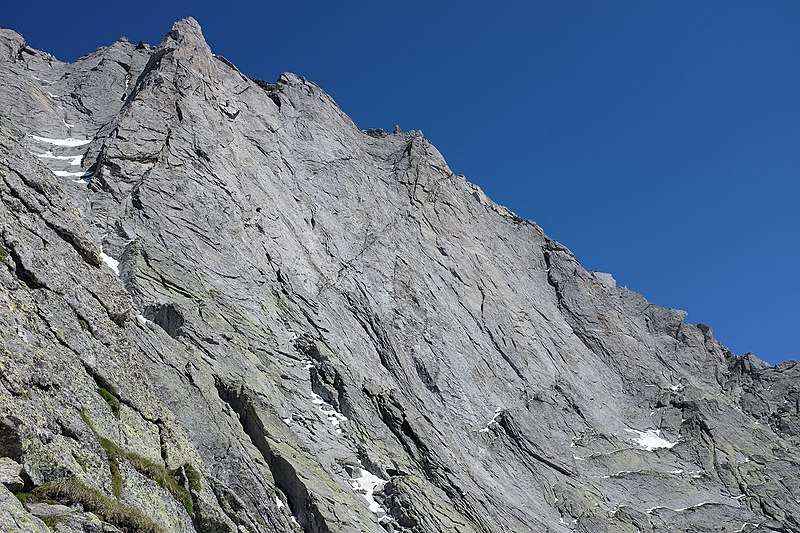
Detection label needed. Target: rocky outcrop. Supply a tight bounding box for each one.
[0,17,797,532]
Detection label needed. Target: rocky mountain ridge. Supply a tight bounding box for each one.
[0,17,798,533]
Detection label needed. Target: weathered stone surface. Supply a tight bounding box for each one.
[0,16,797,533]
[0,485,49,532]
[0,457,24,491]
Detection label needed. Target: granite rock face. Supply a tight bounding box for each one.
[0,18,798,533]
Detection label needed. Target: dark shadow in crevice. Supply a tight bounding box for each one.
[142,303,184,338]
[213,378,332,533]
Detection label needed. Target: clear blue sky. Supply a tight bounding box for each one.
[4,2,798,364]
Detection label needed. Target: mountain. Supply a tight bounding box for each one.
[0,17,797,533]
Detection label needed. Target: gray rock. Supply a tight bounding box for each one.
[0,457,24,491]
[0,485,49,532]
[0,16,797,533]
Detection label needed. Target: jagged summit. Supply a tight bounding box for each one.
[162,16,213,55]
[0,18,798,533]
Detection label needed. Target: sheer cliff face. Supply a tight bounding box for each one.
[0,18,797,533]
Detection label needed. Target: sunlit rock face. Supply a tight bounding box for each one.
[0,18,798,533]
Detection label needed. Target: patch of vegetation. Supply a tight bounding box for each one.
[72,451,89,472]
[181,463,201,493]
[81,411,195,515]
[40,515,66,529]
[80,411,122,497]
[0,245,8,262]
[121,450,193,515]
[13,491,28,506]
[31,479,164,533]
[96,387,121,418]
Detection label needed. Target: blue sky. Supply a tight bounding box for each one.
[4,2,798,364]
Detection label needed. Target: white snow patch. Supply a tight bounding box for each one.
[478,408,502,433]
[310,392,348,433]
[310,393,325,405]
[282,417,292,426]
[669,469,684,475]
[100,252,120,275]
[624,428,677,451]
[349,467,387,514]
[290,515,300,527]
[648,502,717,514]
[301,361,313,370]
[29,134,91,147]
[46,91,61,98]
[63,119,74,129]
[52,170,92,178]
[136,314,153,327]
[274,495,284,510]
[30,151,83,165]
[674,502,716,512]
[602,470,636,479]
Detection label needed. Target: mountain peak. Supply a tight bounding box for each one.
[162,16,208,50]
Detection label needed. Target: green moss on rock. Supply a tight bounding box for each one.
[81,411,195,515]
[181,463,202,493]
[96,387,121,418]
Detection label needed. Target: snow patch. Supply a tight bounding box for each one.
[478,408,502,433]
[29,134,91,147]
[100,252,120,275]
[624,428,677,451]
[274,495,284,510]
[348,467,387,514]
[646,501,717,514]
[602,470,634,479]
[310,392,347,433]
[52,170,92,178]
[30,151,83,165]
[136,314,153,327]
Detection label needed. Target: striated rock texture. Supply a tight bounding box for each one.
[0,17,798,533]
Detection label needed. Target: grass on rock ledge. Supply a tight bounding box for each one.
[81,408,196,515]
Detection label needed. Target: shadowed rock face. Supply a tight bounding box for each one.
[0,17,797,533]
